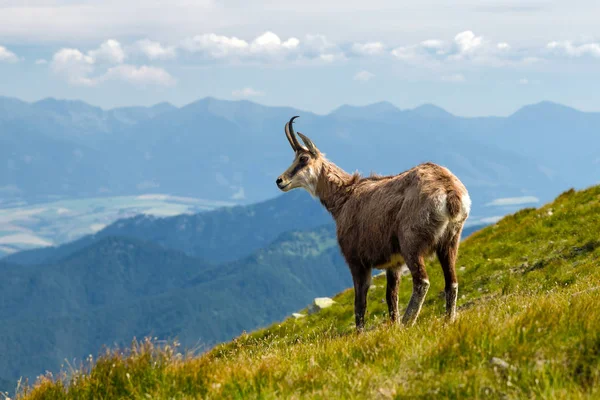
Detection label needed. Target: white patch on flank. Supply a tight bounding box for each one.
[432,193,451,241]
[461,192,472,217]
[433,192,448,217]
[433,191,471,240]
[451,282,459,288]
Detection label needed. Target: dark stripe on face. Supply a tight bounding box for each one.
[289,157,308,177]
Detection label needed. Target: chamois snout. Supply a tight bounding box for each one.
[276,176,290,191]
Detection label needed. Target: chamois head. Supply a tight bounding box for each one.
[276,116,323,195]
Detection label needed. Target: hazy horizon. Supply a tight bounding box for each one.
[1,93,592,118]
[1,1,600,116]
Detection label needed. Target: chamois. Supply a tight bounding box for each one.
[276,116,471,330]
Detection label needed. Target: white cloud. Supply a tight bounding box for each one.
[391,45,422,62]
[0,45,19,63]
[180,31,342,64]
[486,196,539,207]
[391,37,453,65]
[391,30,530,68]
[453,30,484,57]
[304,34,337,54]
[302,34,345,63]
[51,40,174,86]
[351,42,385,56]
[88,39,126,64]
[181,33,250,58]
[0,0,597,54]
[421,39,444,49]
[102,65,175,86]
[34,58,48,65]
[232,87,264,98]
[391,40,446,66]
[353,70,374,82]
[518,78,529,84]
[135,39,177,60]
[250,31,299,53]
[51,48,95,85]
[546,41,600,58]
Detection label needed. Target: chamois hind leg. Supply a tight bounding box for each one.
[436,227,462,322]
[401,254,430,327]
[386,268,402,323]
[352,266,372,331]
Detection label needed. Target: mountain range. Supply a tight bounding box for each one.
[2,96,597,211]
[2,95,599,257]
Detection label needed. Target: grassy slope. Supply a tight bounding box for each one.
[16,186,600,399]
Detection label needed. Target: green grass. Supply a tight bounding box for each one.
[14,186,600,400]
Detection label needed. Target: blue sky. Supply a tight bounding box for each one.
[1,0,600,116]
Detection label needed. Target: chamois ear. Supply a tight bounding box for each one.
[297,132,318,156]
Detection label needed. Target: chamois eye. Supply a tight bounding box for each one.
[300,155,309,163]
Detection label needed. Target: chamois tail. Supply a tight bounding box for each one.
[446,190,463,220]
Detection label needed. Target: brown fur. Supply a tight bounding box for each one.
[277,120,470,330]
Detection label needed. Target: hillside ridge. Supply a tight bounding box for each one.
[14,184,600,399]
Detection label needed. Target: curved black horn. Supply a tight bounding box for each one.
[284,122,296,151]
[284,116,305,151]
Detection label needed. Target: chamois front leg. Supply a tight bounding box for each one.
[402,254,430,327]
[386,268,401,323]
[352,267,372,331]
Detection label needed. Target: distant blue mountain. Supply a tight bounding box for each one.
[330,101,401,120]
[411,103,454,119]
[1,95,597,218]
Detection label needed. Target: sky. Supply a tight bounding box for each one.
[1,0,600,116]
